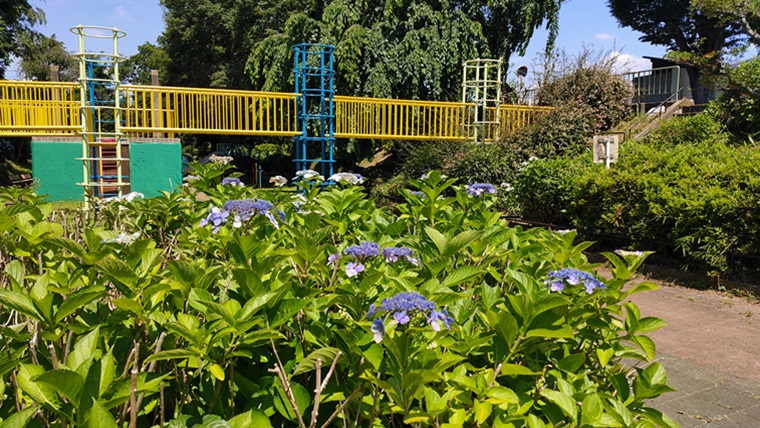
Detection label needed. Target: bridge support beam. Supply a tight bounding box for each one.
[292,44,336,180]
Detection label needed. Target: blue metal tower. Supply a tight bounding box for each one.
[292,44,335,180]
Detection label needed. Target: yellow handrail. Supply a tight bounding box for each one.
[120,85,300,137]
[0,81,80,136]
[334,96,472,140]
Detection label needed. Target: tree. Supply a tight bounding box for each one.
[159,0,305,89]
[246,0,563,101]
[607,0,745,54]
[0,0,44,79]
[16,33,77,81]
[122,42,170,85]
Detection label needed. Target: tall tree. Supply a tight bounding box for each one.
[122,42,170,85]
[159,0,305,89]
[0,0,44,79]
[247,0,563,100]
[16,33,77,81]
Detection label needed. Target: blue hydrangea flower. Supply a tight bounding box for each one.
[222,198,280,229]
[382,247,419,265]
[365,292,452,341]
[466,183,498,197]
[327,253,340,267]
[344,242,380,260]
[545,268,606,294]
[221,177,244,187]
[346,261,365,277]
[200,206,230,234]
[371,318,385,343]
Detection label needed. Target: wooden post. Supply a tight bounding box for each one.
[151,69,162,138]
[50,65,61,126]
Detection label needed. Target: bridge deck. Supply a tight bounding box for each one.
[0,81,551,140]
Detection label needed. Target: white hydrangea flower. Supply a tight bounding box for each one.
[294,170,325,182]
[183,175,200,182]
[500,182,513,191]
[615,249,645,257]
[209,154,234,165]
[269,175,288,187]
[328,172,364,185]
[553,229,576,235]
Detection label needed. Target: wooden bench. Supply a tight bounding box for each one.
[9,173,33,187]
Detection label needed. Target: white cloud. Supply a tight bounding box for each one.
[112,5,134,22]
[610,52,652,73]
[594,33,618,41]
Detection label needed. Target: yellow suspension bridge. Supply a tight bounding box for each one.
[0,80,551,141]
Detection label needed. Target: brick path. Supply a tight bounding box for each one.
[628,282,760,427]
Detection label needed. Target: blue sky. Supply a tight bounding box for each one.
[15,0,665,80]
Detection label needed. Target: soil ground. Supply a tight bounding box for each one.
[627,279,760,427]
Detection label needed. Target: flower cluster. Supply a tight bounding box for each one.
[382,247,419,265]
[553,229,576,235]
[328,172,364,185]
[366,292,454,342]
[500,182,513,192]
[334,242,419,277]
[294,170,325,182]
[269,175,288,187]
[183,175,200,183]
[104,191,144,204]
[209,154,233,165]
[466,183,498,197]
[221,177,244,187]
[200,198,283,233]
[545,268,606,294]
[101,232,140,245]
[200,207,229,234]
[223,198,283,229]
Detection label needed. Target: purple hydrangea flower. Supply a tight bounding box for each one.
[371,318,385,343]
[344,242,380,260]
[221,177,244,187]
[364,292,452,341]
[222,198,280,229]
[327,253,340,267]
[346,261,365,277]
[200,206,230,234]
[382,247,419,265]
[545,268,606,294]
[466,183,498,197]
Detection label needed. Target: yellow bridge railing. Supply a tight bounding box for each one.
[1,81,552,140]
[120,85,299,137]
[0,81,80,136]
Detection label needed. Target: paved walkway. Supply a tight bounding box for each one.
[627,281,760,427]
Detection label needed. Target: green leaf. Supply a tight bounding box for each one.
[631,335,657,360]
[557,354,585,372]
[167,260,196,286]
[0,405,37,428]
[4,259,25,288]
[596,347,614,367]
[443,230,481,258]
[35,369,85,405]
[362,344,383,370]
[268,299,309,328]
[641,362,668,387]
[84,400,118,428]
[474,400,493,424]
[209,363,226,381]
[636,317,668,333]
[500,364,540,376]
[524,325,574,339]
[112,298,144,317]
[541,389,577,422]
[292,347,341,376]
[68,327,100,371]
[145,349,200,363]
[0,289,41,320]
[424,226,447,255]
[16,364,62,411]
[272,381,311,421]
[485,386,519,405]
[96,257,137,293]
[581,394,603,425]
[228,409,272,428]
[55,286,107,323]
[441,266,484,288]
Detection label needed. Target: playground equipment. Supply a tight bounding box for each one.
[0,29,554,202]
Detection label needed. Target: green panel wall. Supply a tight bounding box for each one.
[129,140,182,198]
[31,139,83,201]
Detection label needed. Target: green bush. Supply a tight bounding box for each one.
[396,139,464,179]
[644,111,729,146]
[515,138,760,275]
[0,168,677,427]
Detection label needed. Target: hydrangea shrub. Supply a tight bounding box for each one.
[0,165,677,427]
